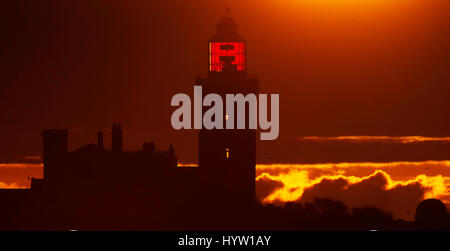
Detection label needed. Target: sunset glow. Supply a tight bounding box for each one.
[1,0,450,232]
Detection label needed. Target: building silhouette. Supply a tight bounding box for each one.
[197,16,259,205]
[35,125,177,198]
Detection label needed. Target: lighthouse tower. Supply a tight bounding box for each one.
[196,16,259,204]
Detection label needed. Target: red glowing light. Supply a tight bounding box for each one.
[209,42,246,72]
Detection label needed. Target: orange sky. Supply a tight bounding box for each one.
[1,0,450,223]
[1,0,450,163]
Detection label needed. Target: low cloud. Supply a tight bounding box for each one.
[255,173,284,201]
[298,171,437,220]
[256,164,448,221]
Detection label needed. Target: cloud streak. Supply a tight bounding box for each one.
[298,136,450,143]
[0,163,43,169]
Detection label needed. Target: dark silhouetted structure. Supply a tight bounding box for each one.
[111,123,123,152]
[197,16,259,205]
[97,131,104,149]
[415,199,449,230]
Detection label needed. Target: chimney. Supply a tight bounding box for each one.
[97,131,104,149]
[112,123,123,152]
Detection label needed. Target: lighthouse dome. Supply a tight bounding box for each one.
[210,16,244,42]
